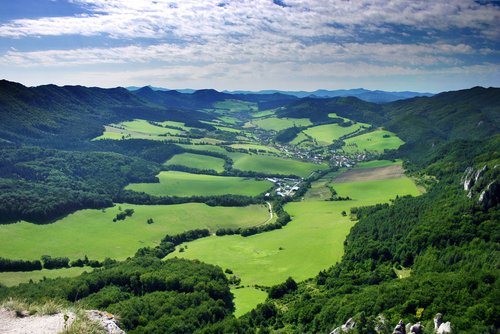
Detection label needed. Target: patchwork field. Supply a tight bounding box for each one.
[171,167,421,314]
[229,152,328,177]
[165,153,226,173]
[303,123,368,145]
[251,117,312,131]
[342,129,404,153]
[126,171,273,197]
[0,203,271,263]
[228,144,281,154]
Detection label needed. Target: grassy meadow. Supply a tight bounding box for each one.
[0,203,270,263]
[229,152,328,177]
[165,153,226,173]
[303,123,367,145]
[0,267,89,287]
[342,129,404,153]
[170,167,421,314]
[126,171,272,197]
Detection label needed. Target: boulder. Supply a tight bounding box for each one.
[410,322,423,334]
[437,322,452,334]
[392,319,406,334]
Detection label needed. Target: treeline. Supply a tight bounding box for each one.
[116,190,263,207]
[215,200,291,237]
[135,229,210,259]
[0,255,114,272]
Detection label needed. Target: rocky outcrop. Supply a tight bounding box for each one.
[434,313,452,334]
[330,318,355,334]
[462,165,499,208]
[392,320,406,334]
[409,322,423,334]
[86,310,125,334]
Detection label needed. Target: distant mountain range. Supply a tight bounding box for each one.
[127,86,433,103]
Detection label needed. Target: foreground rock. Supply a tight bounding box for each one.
[0,308,75,334]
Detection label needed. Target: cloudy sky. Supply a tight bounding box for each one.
[0,0,499,92]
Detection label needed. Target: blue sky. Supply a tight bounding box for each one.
[0,0,499,92]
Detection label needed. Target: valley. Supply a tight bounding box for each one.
[0,81,498,333]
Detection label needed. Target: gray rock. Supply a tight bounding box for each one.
[329,318,356,334]
[86,310,125,334]
[410,322,423,334]
[434,313,443,331]
[392,319,406,334]
[437,322,452,334]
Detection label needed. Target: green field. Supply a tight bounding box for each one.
[0,267,89,287]
[0,203,270,262]
[251,117,311,131]
[228,144,281,154]
[170,170,420,313]
[126,171,272,197]
[228,152,328,178]
[231,287,268,317]
[342,129,404,153]
[303,123,367,145]
[165,153,226,173]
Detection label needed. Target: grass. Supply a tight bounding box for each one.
[289,132,310,145]
[171,169,420,314]
[0,267,89,287]
[303,123,367,145]
[228,152,328,178]
[228,144,281,154]
[126,171,272,197]
[177,144,230,155]
[231,287,268,317]
[342,129,404,153]
[251,117,311,131]
[0,203,270,262]
[164,153,226,173]
[251,110,276,118]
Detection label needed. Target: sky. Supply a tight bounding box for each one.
[0,0,499,92]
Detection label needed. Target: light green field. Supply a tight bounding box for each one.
[0,203,270,262]
[159,120,192,131]
[290,132,310,145]
[251,110,276,118]
[251,117,312,131]
[94,126,187,141]
[178,144,229,155]
[171,170,420,314]
[228,152,328,177]
[126,171,272,197]
[342,129,404,153]
[0,267,89,287]
[165,153,225,173]
[231,287,268,317]
[229,144,281,154]
[333,177,420,203]
[217,116,239,125]
[303,123,367,145]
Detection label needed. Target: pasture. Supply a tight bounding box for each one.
[126,171,272,197]
[231,287,269,317]
[0,267,89,287]
[228,152,328,177]
[165,153,226,173]
[342,129,404,153]
[0,203,271,262]
[213,100,258,112]
[303,123,367,145]
[228,144,281,154]
[171,168,420,313]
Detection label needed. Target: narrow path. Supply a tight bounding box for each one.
[259,201,273,226]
